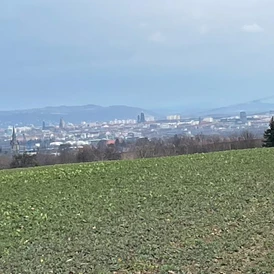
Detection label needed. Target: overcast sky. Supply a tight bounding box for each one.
[1,0,274,110]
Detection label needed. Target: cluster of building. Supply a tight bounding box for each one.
[0,111,270,156]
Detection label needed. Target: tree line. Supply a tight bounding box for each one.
[0,128,266,170]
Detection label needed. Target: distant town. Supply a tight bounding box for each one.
[0,110,271,156]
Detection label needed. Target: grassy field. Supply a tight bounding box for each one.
[1,148,274,273]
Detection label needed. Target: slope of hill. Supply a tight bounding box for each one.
[0,104,155,126]
[1,148,274,273]
[201,98,274,117]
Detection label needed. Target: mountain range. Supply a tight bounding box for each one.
[199,98,274,117]
[0,105,155,126]
[1,97,274,127]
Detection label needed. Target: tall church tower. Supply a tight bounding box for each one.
[10,126,19,154]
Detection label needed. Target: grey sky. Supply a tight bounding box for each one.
[1,0,274,110]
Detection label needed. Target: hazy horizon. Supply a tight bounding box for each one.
[1,0,274,111]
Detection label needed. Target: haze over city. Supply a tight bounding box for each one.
[3,3,274,272]
[1,0,274,111]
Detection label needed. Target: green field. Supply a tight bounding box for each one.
[1,148,274,273]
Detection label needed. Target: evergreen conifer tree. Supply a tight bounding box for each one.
[263,116,274,147]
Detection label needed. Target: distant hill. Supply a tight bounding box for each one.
[150,97,274,118]
[0,104,156,126]
[199,98,274,117]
